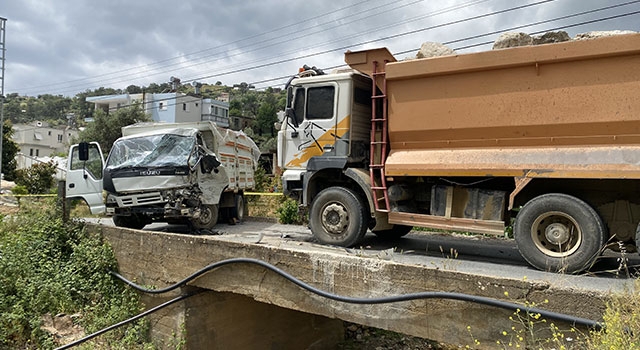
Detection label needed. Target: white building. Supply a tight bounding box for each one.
[86,93,229,127]
[12,121,78,157]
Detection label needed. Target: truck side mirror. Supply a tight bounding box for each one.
[78,142,90,161]
[201,154,221,174]
[285,108,298,128]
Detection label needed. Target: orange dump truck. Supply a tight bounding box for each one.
[277,33,640,273]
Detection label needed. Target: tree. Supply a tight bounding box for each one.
[255,100,278,136]
[2,120,19,181]
[125,85,143,94]
[75,106,151,155]
[14,161,57,194]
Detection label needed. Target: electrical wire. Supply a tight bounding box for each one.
[17,0,377,92]
[251,2,640,90]
[20,0,550,96]
[17,0,425,95]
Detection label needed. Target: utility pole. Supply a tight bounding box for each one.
[0,17,6,180]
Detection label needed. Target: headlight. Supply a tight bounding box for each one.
[106,193,118,204]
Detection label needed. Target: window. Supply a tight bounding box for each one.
[36,149,39,157]
[293,88,305,125]
[57,134,63,143]
[306,86,335,120]
[48,131,52,136]
[159,102,167,110]
[70,144,103,180]
[182,103,189,112]
[30,149,33,156]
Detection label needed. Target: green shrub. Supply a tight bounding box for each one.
[277,197,303,224]
[14,161,57,194]
[0,199,151,348]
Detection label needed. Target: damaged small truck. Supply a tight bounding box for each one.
[66,121,260,231]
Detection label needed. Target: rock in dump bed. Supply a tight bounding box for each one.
[410,30,637,58]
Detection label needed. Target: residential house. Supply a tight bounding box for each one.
[12,121,78,158]
[201,98,230,128]
[86,93,229,126]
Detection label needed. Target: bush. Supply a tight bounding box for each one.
[0,200,151,348]
[14,161,57,194]
[277,197,304,225]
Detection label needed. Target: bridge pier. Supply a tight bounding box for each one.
[142,288,344,349]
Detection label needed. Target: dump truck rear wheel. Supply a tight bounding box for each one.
[191,204,219,230]
[514,193,605,273]
[113,214,147,230]
[310,187,368,247]
[373,225,413,239]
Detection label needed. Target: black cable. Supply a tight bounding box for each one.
[54,291,200,350]
[110,257,603,331]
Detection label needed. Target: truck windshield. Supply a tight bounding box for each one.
[106,134,195,169]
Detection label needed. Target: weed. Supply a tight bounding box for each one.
[0,199,153,349]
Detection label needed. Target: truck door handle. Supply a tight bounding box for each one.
[69,183,75,188]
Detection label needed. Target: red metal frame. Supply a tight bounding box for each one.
[369,60,390,212]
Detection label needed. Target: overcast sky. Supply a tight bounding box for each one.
[2,0,639,97]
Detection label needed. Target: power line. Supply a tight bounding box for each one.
[17,0,427,95]
[251,2,640,89]
[14,0,376,92]
[28,0,432,96]
[104,1,640,114]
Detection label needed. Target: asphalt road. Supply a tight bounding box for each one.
[85,216,640,292]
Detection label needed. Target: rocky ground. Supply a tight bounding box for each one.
[338,323,447,350]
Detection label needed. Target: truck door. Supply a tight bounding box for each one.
[282,84,338,170]
[66,142,105,214]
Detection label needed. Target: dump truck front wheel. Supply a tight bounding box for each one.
[514,193,605,273]
[191,204,219,230]
[310,187,368,247]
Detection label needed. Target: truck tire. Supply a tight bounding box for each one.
[309,187,368,247]
[514,193,605,273]
[191,204,219,230]
[113,215,147,230]
[232,194,245,222]
[373,225,413,239]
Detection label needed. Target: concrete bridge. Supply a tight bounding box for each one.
[88,220,636,349]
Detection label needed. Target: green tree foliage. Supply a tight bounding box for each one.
[75,106,151,155]
[2,120,19,181]
[255,94,278,136]
[14,161,57,194]
[229,99,243,117]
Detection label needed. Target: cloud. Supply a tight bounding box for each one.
[2,0,639,96]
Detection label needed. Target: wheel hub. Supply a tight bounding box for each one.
[322,203,348,234]
[544,222,570,245]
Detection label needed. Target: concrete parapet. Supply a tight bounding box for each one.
[92,224,615,348]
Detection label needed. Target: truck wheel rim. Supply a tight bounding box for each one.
[200,207,213,224]
[531,211,582,257]
[322,203,349,234]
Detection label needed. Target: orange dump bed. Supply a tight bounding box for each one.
[346,34,640,179]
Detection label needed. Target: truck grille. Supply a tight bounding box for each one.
[116,192,164,207]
